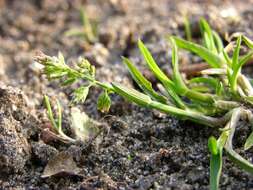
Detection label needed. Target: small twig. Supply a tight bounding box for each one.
[180,58,253,77]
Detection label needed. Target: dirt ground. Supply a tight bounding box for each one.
[1,0,253,189]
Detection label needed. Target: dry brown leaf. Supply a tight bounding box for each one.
[42,151,81,178]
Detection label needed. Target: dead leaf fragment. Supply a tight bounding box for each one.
[70,107,101,141]
[42,151,81,178]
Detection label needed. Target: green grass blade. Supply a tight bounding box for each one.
[226,146,253,174]
[64,28,85,37]
[80,8,87,27]
[189,77,219,90]
[112,83,221,127]
[222,49,232,67]
[122,56,167,103]
[184,16,192,41]
[190,86,211,93]
[80,7,95,42]
[138,39,186,108]
[245,131,253,150]
[184,89,214,104]
[149,100,222,127]
[232,36,242,70]
[242,35,253,49]
[171,36,223,68]
[203,32,212,50]
[212,31,224,53]
[216,82,224,96]
[169,37,188,93]
[208,125,230,190]
[168,38,215,104]
[199,18,217,53]
[239,51,253,67]
[165,86,186,109]
[44,95,58,131]
[224,108,253,174]
[209,148,222,190]
[138,40,173,85]
[111,82,152,107]
[231,36,242,91]
[208,136,219,155]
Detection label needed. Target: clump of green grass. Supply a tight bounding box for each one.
[36,18,253,189]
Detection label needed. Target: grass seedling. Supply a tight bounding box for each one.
[44,95,75,142]
[44,95,100,143]
[64,7,97,44]
[183,16,192,41]
[36,19,253,189]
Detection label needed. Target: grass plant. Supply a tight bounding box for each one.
[36,18,253,189]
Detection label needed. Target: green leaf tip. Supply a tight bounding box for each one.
[208,136,219,155]
[122,56,167,103]
[170,36,223,68]
[244,131,253,150]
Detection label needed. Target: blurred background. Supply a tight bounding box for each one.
[1,0,253,189]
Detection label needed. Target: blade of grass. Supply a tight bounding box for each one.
[169,37,188,93]
[199,18,217,53]
[44,95,58,131]
[44,95,75,142]
[209,150,222,190]
[169,38,215,103]
[64,28,85,38]
[208,126,231,190]
[222,49,232,67]
[242,35,253,49]
[208,136,222,190]
[138,40,173,85]
[171,36,223,68]
[224,108,253,174]
[138,39,186,109]
[80,7,96,42]
[190,85,211,93]
[203,32,213,51]
[122,56,167,103]
[245,111,253,150]
[112,82,225,127]
[208,110,243,190]
[189,77,219,90]
[184,16,192,41]
[245,131,253,150]
[208,136,219,155]
[111,82,152,107]
[237,75,253,96]
[139,39,214,105]
[216,82,224,96]
[230,35,242,92]
[212,31,224,53]
[232,36,242,69]
[239,51,253,67]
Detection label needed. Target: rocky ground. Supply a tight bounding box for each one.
[1,0,253,189]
